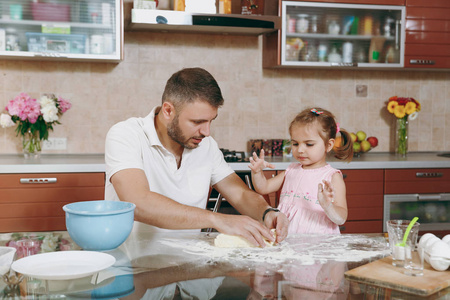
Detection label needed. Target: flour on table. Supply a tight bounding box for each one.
[158,234,389,266]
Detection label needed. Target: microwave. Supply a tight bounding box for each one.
[383,193,450,232]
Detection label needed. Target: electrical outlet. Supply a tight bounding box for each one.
[43,138,67,150]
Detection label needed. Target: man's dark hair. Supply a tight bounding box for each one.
[162,67,224,112]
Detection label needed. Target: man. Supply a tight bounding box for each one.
[105,67,288,247]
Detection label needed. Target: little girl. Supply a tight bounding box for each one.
[249,108,353,234]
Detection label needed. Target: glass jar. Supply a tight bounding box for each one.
[328,46,342,63]
[310,15,318,33]
[328,20,340,35]
[302,41,318,62]
[287,14,296,33]
[296,14,309,33]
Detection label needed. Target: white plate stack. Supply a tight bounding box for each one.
[418,233,450,271]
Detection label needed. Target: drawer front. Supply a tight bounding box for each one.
[407,0,450,7]
[0,187,104,203]
[345,181,384,196]
[342,169,384,183]
[0,217,66,233]
[339,221,383,234]
[385,169,450,194]
[0,173,105,188]
[347,194,383,221]
[0,172,105,232]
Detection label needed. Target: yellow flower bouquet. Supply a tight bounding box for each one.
[386,96,421,156]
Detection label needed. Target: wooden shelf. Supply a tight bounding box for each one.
[126,9,281,36]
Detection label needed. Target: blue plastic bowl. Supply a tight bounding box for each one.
[63,200,136,251]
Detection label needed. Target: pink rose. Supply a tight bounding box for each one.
[57,97,72,113]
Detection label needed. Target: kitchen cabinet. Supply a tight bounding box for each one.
[404,0,450,69]
[124,1,281,36]
[384,168,450,194]
[0,172,105,232]
[0,0,123,62]
[384,168,450,235]
[262,170,279,207]
[263,1,405,68]
[340,169,384,234]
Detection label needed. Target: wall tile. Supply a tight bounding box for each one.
[0,32,449,155]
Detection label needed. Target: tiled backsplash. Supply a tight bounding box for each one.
[1,31,449,155]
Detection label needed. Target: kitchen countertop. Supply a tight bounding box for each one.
[0,152,449,173]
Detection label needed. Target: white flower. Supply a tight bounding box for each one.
[0,113,15,128]
[41,104,59,123]
[408,112,419,121]
[41,234,59,252]
[39,95,55,108]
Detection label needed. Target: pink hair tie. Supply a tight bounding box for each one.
[336,122,340,134]
[311,108,323,115]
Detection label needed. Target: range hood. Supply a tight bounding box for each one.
[128,9,280,35]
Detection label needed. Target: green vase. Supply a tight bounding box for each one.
[395,117,408,157]
[22,129,42,159]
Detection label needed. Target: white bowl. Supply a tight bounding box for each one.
[442,234,450,246]
[0,247,17,275]
[428,240,450,259]
[429,257,450,271]
[423,236,441,252]
[418,233,436,260]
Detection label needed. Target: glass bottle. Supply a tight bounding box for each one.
[343,41,353,63]
[318,43,327,62]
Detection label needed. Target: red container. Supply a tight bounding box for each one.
[31,3,71,22]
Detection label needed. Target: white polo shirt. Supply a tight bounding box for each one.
[104,106,234,232]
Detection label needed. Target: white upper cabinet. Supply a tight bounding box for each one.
[0,0,123,62]
[278,1,405,68]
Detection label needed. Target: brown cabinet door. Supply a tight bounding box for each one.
[405,0,450,69]
[292,0,404,4]
[340,220,383,233]
[384,168,450,194]
[0,173,105,232]
[342,169,384,233]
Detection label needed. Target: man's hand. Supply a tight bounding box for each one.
[212,213,277,247]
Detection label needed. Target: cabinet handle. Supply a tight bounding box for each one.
[20,178,57,184]
[417,194,445,201]
[415,172,443,178]
[342,174,347,179]
[34,52,68,58]
[409,59,435,65]
[395,19,400,50]
[330,63,357,67]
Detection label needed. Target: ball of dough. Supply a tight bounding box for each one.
[214,229,277,248]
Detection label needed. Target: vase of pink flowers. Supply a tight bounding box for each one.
[1,93,71,159]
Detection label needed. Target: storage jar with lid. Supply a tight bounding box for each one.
[296,14,309,33]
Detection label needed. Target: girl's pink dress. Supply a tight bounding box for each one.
[278,163,342,234]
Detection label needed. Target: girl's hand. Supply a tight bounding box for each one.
[248,149,275,173]
[317,179,335,208]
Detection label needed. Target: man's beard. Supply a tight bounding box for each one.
[167,114,201,150]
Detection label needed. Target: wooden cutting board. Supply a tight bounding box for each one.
[344,256,450,296]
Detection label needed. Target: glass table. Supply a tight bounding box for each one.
[0,231,448,299]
